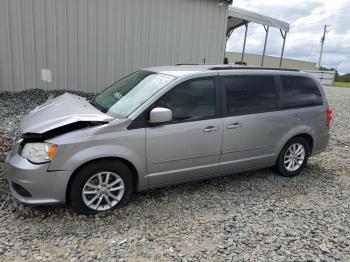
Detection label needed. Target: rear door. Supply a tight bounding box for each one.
[219,73,286,174]
[146,77,224,185]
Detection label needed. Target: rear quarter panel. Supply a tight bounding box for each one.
[274,105,329,159]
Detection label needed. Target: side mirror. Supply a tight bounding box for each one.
[149,107,172,124]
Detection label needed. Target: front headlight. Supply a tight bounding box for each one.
[21,143,58,164]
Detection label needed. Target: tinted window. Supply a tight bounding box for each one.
[224,75,277,116]
[155,78,216,122]
[281,76,323,108]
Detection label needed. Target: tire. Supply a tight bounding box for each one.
[70,159,134,215]
[276,137,310,177]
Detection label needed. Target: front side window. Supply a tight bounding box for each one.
[91,70,176,118]
[154,78,217,123]
[224,75,277,116]
[281,76,323,108]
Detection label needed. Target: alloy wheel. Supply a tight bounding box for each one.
[82,172,125,211]
[283,143,305,172]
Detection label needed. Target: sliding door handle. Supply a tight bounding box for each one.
[203,126,220,132]
[226,123,240,129]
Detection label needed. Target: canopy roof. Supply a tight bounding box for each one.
[227,7,290,34]
[225,7,290,68]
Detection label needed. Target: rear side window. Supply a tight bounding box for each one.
[281,76,323,108]
[223,75,277,116]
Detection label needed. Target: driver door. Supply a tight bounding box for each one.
[146,77,223,186]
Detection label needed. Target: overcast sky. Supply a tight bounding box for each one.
[227,0,350,74]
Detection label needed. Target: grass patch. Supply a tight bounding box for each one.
[334,82,350,87]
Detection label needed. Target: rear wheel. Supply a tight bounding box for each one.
[70,160,134,214]
[276,137,310,177]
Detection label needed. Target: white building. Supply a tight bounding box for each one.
[2,1,301,92]
[0,0,231,92]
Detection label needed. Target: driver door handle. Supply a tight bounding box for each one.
[226,123,241,129]
[203,126,220,132]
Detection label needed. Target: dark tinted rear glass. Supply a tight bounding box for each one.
[224,75,277,116]
[281,76,323,108]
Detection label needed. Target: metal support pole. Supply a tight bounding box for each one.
[241,21,248,63]
[279,30,287,68]
[261,25,269,67]
[224,30,233,63]
[317,25,328,69]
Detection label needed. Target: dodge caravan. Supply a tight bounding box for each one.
[4,65,331,214]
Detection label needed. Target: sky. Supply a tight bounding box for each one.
[226,0,350,74]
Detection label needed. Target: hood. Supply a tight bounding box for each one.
[20,93,113,134]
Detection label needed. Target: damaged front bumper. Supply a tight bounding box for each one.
[4,141,71,205]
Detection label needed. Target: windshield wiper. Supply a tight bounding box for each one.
[90,99,108,113]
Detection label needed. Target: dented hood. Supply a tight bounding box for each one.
[20,93,113,134]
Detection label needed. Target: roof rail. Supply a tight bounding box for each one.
[175,63,201,66]
[209,66,300,72]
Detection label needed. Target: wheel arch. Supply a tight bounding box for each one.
[276,129,315,162]
[294,133,314,154]
[276,132,314,161]
[65,157,139,205]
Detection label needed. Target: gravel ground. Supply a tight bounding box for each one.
[0,86,349,261]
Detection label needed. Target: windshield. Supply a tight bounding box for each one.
[91,71,176,118]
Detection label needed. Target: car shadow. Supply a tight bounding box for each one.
[0,161,337,221]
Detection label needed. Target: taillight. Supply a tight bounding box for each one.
[326,106,333,126]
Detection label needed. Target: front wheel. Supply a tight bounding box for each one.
[276,137,310,177]
[70,160,134,214]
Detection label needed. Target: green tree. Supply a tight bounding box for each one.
[319,66,339,77]
[318,66,350,82]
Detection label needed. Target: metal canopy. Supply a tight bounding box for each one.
[227,7,289,33]
[226,7,290,68]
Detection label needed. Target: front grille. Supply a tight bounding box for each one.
[12,183,32,197]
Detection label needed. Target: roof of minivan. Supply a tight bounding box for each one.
[145,65,214,77]
[144,64,302,77]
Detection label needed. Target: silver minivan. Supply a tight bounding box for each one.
[4,65,332,214]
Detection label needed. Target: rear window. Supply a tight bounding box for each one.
[223,75,277,116]
[281,76,323,108]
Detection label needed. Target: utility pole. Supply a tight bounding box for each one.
[317,25,328,70]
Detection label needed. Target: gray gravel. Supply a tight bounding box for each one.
[0,86,349,261]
